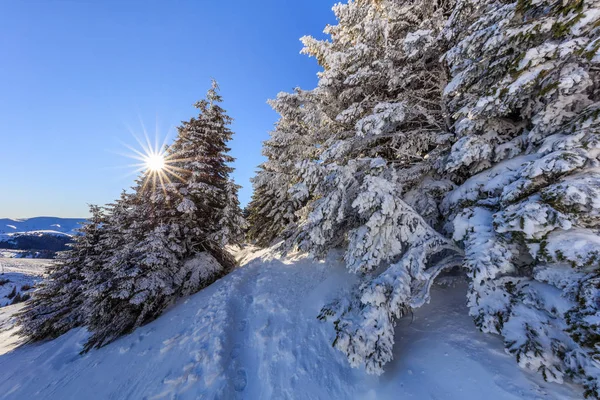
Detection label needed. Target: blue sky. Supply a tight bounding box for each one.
[0,1,336,218]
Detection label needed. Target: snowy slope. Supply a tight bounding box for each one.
[0,258,47,307]
[0,218,85,257]
[0,247,582,399]
[0,217,86,235]
[0,230,72,242]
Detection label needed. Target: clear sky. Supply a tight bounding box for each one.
[0,1,336,219]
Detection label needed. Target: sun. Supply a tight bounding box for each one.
[116,125,189,196]
[145,152,165,172]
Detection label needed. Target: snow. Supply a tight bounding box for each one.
[355,102,407,137]
[0,258,49,276]
[0,247,582,399]
[543,228,600,267]
[444,68,467,95]
[403,29,434,58]
[1,230,72,239]
[443,154,539,210]
[0,258,47,307]
[0,273,38,307]
[571,8,600,36]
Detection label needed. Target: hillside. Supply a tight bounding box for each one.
[0,217,86,258]
[0,217,86,236]
[0,258,47,308]
[0,247,582,399]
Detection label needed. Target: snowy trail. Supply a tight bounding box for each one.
[229,251,364,400]
[0,248,582,399]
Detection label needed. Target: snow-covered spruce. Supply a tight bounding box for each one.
[82,81,240,350]
[443,0,600,396]
[246,89,318,247]
[246,0,600,393]
[19,82,242,351]
[248,0,457,249]
[168,79,244,252]
[17,205,106,341]
[248,0,465,374]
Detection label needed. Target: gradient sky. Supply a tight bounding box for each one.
[0,1,336,218]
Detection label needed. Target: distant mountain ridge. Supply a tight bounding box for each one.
[0,217,87,236]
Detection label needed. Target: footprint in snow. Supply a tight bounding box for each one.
[230,344,241,359]
[238,319,248,332]
[233,369,247,392]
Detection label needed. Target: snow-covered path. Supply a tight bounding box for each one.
[0,248,582,399]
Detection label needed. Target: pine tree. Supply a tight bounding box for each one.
[17,205,106,341]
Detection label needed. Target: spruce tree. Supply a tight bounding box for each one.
[81,180,183,350]
[442,0,600,394]
[250,0,462,373]
[168,80,241,265]
[247,89,316,246]
[249,1,600,391]
[17,205,106,341]
[220,179,246,246]
[82,81,240,350]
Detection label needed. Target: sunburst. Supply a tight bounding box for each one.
[145,152,165,172]
[117,124,189,199]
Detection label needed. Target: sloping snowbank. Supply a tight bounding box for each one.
[0,247,582,399]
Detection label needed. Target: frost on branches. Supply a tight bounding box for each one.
[443,0,600,395]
